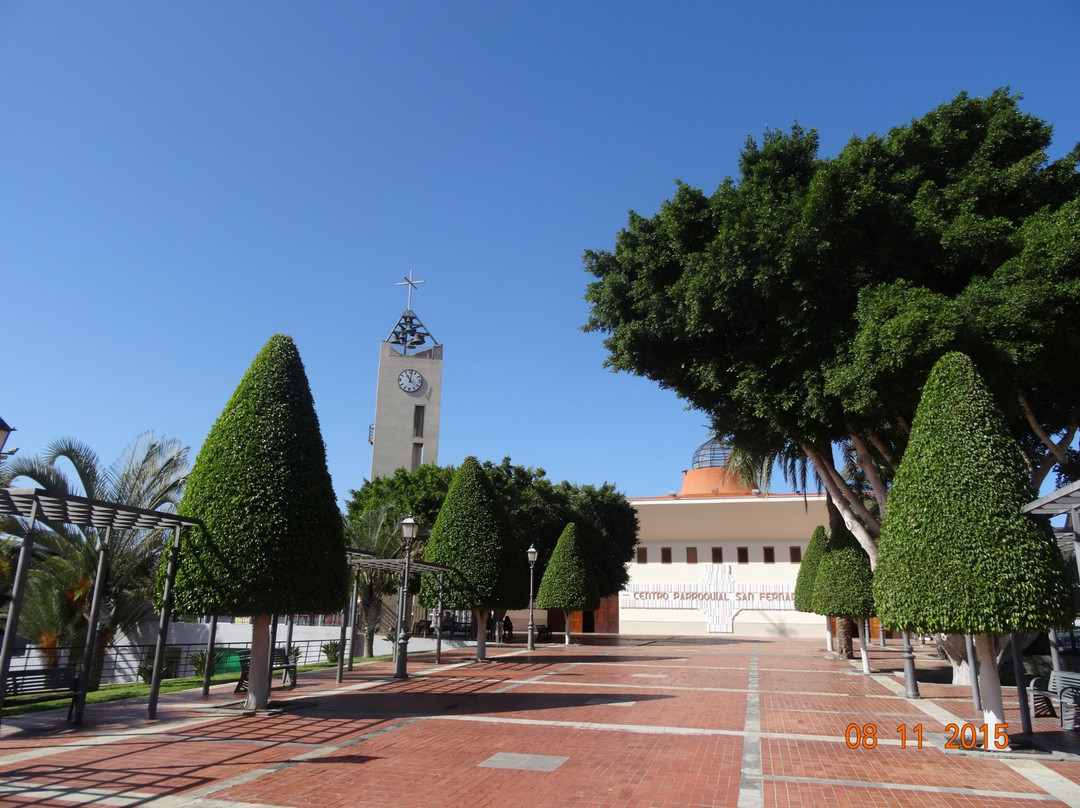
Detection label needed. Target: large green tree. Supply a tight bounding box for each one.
[170,334,348,709]
[418,456,525,661]
[3,433,189,689]
[535,522,600,645]
[350,458,638,605]
[584,89,1080,565]
[874,352,1072,736]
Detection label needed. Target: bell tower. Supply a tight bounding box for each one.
[369,272,443,480]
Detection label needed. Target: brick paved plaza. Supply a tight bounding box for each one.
[3,637,1080,807]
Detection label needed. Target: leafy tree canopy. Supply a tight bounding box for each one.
[793,525,826,613]
[535,522,600,612]
[170,334,348,616]
[584,89,1080,561]
[418,456,525,611]
[812,522,874,619]
[873,352,1072,634]
[349,457,638,600]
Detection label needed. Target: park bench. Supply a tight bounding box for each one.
[447,619,471,640]
[1028,670,1080,727]
[2,667,81,722]
[535,625,551,642]
[234,648,297,694]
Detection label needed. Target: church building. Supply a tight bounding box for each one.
[613,438,829,638]
[369,273,443,480]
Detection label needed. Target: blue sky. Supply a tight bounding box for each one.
[2,3,1078,503]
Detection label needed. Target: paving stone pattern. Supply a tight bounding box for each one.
[3,637,1080,807]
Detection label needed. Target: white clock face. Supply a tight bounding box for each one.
[398,368,423,392]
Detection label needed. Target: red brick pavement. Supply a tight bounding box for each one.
[1,637,1079,808]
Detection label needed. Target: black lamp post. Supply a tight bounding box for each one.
[0,417,15,458]
[527,544,538,651]
[394,515,418,679]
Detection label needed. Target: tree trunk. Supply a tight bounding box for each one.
[835,618,854,659]
[364,628,376,658]
[86,625,110,693]
[939,633,1013,685]
[854,618,871,674]
[474,609,488,662]
[825,617,834,654]
[974,634,1008,747]
[244,614,272,711]
[563,610,571,645]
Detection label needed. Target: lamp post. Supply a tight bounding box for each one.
[0,417,15,458]
[527,544,538,651]
[394,515,418,679]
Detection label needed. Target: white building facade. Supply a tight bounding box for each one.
[618,439,828,638]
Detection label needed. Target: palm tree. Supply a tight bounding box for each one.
[344,503,411,658]
[3,432,189,689]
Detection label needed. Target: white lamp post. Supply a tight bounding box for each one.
[527,544,538,651]
[394,515,418,679]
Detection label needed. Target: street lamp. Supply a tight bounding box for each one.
[527,544,538,651]
[0,417,16,458]
[394,515,418,679]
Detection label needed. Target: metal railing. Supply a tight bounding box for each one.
[5,638,341,687]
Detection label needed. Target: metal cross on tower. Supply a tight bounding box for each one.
[397,270,425,311]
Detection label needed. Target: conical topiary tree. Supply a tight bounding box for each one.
[794,525,826,613]
[794,526,838,654]
[419,456,525,662]
[169,334,349,710]
[535,522,600,645]
[874,351,1072,737]
[813,523,875,673]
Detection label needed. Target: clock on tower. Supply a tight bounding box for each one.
[369,273,443,479]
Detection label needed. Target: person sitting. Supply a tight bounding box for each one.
[503,615,514,642]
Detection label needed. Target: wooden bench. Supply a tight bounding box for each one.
[535,625,551,642]
[234,648,297,694]
[2,667,81,722]
[1029,670,1080,726]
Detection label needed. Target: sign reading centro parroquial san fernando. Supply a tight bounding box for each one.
[618,564,795,633]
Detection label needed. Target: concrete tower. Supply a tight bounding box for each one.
[369,273,443,480]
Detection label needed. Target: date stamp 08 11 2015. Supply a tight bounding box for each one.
[845,723,1010,750]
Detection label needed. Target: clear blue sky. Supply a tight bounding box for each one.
[3,3,1078,503]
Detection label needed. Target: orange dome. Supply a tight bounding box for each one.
[678,465,754,497]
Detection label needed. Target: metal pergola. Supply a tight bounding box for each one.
[0,487,202,723]
[340,550,455,677]
[1024,479,1080,576]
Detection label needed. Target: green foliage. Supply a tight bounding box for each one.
[346,463,453,536]
[349,457,638,601]
[793,526,826,613]
[4,433,189,689]
[321,641,339,664]
[418,456,526,611]
[188,650,224,677]
[812,523,874,619]
[535,523,600,612]
[553,481,639,598]
[874,352,1072,634]
[169,334,348,616]
[584,88,1080,551]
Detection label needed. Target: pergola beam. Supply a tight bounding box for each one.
[0,487,201,723]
